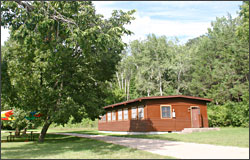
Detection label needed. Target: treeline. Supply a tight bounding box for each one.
[105,2,249,127]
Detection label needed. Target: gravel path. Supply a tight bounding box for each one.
[52,132,249,159]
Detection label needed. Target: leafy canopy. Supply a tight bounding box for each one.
[1,1,135,136]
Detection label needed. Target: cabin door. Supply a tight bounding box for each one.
[191,107,200,128]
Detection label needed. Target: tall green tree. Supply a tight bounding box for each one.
[187,14,249,104]
[113,34,187,100]
[1,1,135,142]
[237,1,249,43]
[129,34,177,97]
[185,9,249,127]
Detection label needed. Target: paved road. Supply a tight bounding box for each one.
[52,132,249,159]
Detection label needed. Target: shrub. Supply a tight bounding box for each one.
[208,100,249,127]
[50,117,98,129]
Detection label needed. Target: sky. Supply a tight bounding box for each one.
[1,1,243,45]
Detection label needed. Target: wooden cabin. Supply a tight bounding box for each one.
[98,95,212,132]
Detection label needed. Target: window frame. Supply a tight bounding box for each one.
[131,107,137,119]
[138,105,144,120]
[112,110,116,121]
[160,105,172,119]
[107,111,111,122]
[102,114,106,122]
[118,109,122,121]
[123,108,128,120]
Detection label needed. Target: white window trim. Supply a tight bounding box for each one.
[107,111,111,122]
[138,105,144,120]
[123,108,128,120]
[112,110,116,121]
[160,105,172,119]
[131,107,137,119]
[118,109,122,121]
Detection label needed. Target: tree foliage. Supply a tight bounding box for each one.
[237,1,249,43]
[1,1,135,142]
[110,2,249,127]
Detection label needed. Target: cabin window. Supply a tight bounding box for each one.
[132,107,137,119]
[107,112,111,121]
[138,105,144,119]
[123,108,128,120]
[161,106,171,118]
[112,111,116,121]
[118,109,122,120]
[102,114,106,121]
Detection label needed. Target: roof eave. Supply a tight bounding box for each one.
[103,95,212,109]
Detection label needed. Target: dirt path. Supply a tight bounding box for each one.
[52,132,249,159]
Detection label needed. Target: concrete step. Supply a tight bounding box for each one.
[181,127,220,134]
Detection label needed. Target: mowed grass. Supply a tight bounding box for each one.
[64,127,249,148]
[2,127,247,159]
[1,132,174,159]
[1,129,40,142]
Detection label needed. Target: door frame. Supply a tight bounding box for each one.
[190,106,200,128]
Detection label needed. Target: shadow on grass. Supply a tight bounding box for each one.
[64,130,100,135]
[1,133,139,159]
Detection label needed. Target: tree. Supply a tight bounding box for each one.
[185,11,249,127]
[1,1,135,142]
[128,34,181,97]
[171,44,192,95]
[112,34,186,99]
[237,1,249,43]
[186,14,249,104]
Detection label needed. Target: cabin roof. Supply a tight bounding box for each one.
[104,95,212,109]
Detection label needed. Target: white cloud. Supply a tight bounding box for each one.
[92,2,219,44]
[122,13,211,44]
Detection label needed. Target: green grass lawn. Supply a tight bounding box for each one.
[1,129,40,142]
[1,132,174,159]
[62,127,249,148]
[2,127,248,159]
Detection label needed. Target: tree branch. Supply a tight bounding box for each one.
[48,2,77,26]
[15,1,34,12]
[15,1,78,27]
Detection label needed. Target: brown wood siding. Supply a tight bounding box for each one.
[98,120,131,131]
[201,104,209,127]
[145,98,208,131]
[98,98,209,132]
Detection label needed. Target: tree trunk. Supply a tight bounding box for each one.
[127,80,130,100]
[160,80,162,96]
[116,72,121,89]
[125,79,127,94]
[121,73,124,89]
[15,128,20,137]
[177,68,182,94]
[159,71,163,96]
[38,120,52,143]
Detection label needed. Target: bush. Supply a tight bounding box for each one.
[50,117,98,129]
[208,100,249,127]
